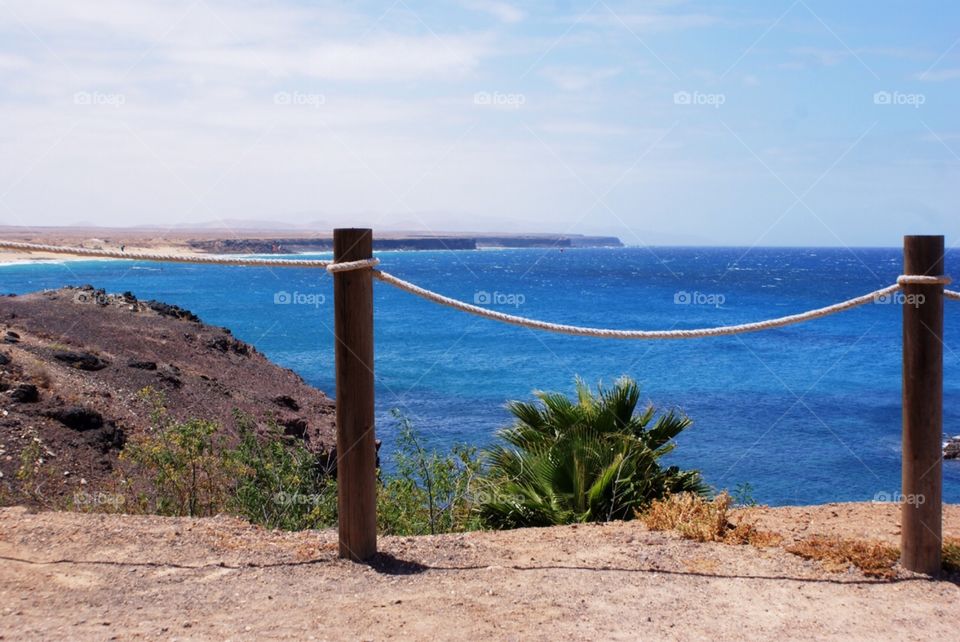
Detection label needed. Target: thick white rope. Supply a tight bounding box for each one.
[326,258,380,273]
[374,270,906,339]
[897,275,953,286]
[0,240,333,268]
[947,290,960,301]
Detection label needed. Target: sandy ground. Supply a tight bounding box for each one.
[0,246,206,266]
[1,503,958,641]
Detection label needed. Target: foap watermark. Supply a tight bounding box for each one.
[874,291,925,307]
[466,488,525,506]
[74,490,125,508]
[873,90,925,108]
[274,91,326,108]
[474,290,525,308]
[873,490,925,506]
[674,290,726,307]
[274,290,326,307]
[274,491,327,506]
[474,91,526,109]
[74,91,126,107]
[673,90,725,108]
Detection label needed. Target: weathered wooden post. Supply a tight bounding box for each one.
[333,228,377,561]
[901,235,944,575]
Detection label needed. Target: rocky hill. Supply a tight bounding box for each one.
[0,286,335,503]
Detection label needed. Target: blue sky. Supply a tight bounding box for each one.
[0,0,957,245]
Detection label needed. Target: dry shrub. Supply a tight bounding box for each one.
[642,492,729,541]
[22,359,52,389]
[641,492,781,547]
[943,538,960,573]
[786,536,899,579]
[725,516,783,547]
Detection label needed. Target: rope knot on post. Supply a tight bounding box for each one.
[897,274,952,286]
[325,258,380,273]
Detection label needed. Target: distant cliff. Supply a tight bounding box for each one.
[188,234,623,254]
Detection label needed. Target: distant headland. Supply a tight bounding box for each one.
[188,232,623,253]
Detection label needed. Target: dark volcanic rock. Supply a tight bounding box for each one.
[280,416,308,439]
[127,360,158,370]
[9,383,39,403]
[0,352,10,366]
[273,395,300,411]
[206,335,250,356]
[4,331,19,344]
[45,406,104,431]
[144,300,201,323]
[53,350,108,371]
[156,370,183,388]
[945,437,960,460]
[88,424,126,453]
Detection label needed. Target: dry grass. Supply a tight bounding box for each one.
[640,492,782,547]
[21,357,52,389]
[786,536,899,579]
[943,537,960,573]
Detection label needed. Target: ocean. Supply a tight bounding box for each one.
[3,246,959,506]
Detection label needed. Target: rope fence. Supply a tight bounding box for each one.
[1,239,956,339]
[1,233,954,573]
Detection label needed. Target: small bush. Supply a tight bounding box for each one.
[786,536,899,579]
[942,538,960,573]
[378,410,483,536]
[116,391,481,535]
[227,413,336,531]
[22,359,52,389]
[15,436,57,505]
[641,492,782,547]
[643,492,731,542]
[121,389,229,517]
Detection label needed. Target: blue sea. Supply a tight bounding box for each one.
[3,247,959,505]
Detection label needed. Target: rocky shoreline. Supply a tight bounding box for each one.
[945,436,960,459]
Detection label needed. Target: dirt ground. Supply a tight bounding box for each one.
[1,503,958,641]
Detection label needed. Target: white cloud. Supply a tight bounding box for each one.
[168,36,491,81]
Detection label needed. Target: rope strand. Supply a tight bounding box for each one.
[374,270,902,339]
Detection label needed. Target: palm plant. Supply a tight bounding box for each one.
[478,377,707,528]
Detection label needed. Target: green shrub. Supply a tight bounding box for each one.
[121,388,229,517]
[226,412,336,530]
[378,410,483,535]
[478,376,707,528]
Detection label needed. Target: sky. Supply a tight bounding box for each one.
[0,0,958,246]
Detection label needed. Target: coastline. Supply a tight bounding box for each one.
[0,244,213,267]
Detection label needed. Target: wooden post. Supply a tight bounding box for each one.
[333,228,377,561]
[901,235,944,576]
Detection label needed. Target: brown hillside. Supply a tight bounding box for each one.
[0,286,335,503]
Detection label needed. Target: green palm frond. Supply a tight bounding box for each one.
[479,376,706,528]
